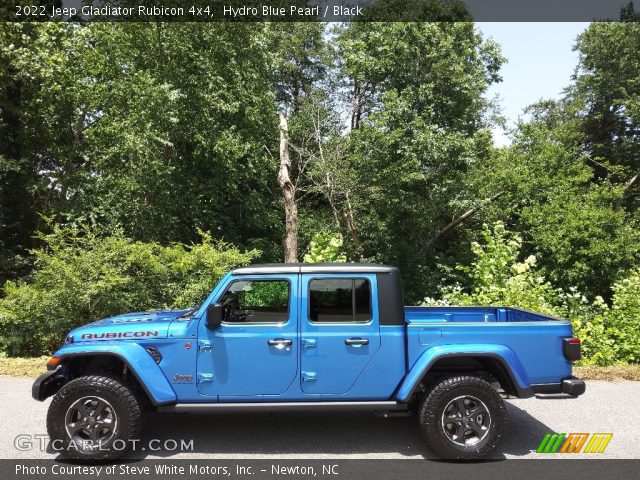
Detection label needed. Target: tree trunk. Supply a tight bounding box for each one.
[425,190,506,247]
[615,171,639,209]
[60,107,87,203]
[278,110,298,262]
[350,84,363,130]
[343,192,361,247]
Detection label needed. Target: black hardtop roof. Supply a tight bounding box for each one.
[232,263,398,275]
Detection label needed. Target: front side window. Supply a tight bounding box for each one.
[309,278,371,323]
[219,280,289,324]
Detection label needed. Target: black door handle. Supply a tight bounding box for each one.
[345,338,369,346]
[268,338,293,347]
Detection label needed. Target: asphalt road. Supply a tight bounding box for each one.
[2,376,638,460]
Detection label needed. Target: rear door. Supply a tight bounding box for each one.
[299,273,380,395]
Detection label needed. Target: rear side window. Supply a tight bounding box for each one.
[309,278,371,323]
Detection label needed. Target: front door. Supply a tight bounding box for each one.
[300,273,380,395]
[197,275,299,397]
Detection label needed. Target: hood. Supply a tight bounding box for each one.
[69,309,190,342]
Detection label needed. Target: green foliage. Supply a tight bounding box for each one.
[425,222,558,314]
[333,22,504,301]
[2,21,639,365]
[0,23,281,271]
[0,226,258,356]
[241,281,289,309]
[464,20,640,306]
[425,222,639,366]
[473,120,640,299]
[303,232,347,263]
[571,21,640,179]
[606,269,640,363]
[267,23,327,109]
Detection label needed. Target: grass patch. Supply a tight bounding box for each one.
[0,356,49,377]
[574,364,640,381]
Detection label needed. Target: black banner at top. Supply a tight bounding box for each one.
[3,0,640,22]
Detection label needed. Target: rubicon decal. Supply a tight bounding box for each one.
[536,433,613,454]
[81,331,159,340]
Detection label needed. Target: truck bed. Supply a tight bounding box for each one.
[403,305,573,386]
[404,306,561,324]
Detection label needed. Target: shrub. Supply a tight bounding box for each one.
[607,269,640,363]
[424,222,558,314]
[424,221,636,365]
[0,226,258,356]
[554,291,614,366]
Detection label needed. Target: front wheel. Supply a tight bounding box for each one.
[47,375,142,460]
[418,375,507,459]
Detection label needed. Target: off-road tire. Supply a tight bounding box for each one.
[418,375,507,459]
[47,375,142,460]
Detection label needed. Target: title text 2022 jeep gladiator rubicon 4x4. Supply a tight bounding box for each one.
[33,263,585,460]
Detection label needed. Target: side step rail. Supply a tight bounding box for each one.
[158,401,408,414]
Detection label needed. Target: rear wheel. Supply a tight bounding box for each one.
[418,375,507,459]
[47,375,141,460]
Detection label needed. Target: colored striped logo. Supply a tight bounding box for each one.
[536,433,612,454]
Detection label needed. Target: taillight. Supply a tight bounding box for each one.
[563,337,581,362]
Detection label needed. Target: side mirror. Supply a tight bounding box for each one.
[206,303,223,330]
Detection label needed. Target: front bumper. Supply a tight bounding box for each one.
[532,376,586,397]
[32,368,67,401]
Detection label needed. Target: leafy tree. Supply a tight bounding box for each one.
[267,23,329,262]
[462,18,640,303]
[242,281,289,308]
[606,268,640,363]
[473,118,640,299]
[0,23,75,282]
[335,22,504,301]
[0,23,282,274]
[424,221,629,366]
[303,232,347,263]
[359,0,471,22]
[0,225,258,356]
[424,222,558,314]
[570,20,640,185]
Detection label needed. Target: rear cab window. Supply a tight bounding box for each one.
[309,278,371,323]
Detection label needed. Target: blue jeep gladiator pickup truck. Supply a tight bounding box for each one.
[33,263,585,460]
